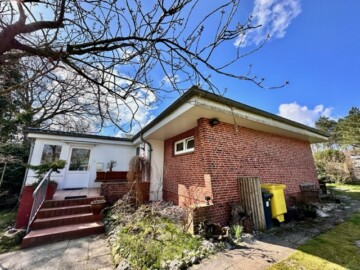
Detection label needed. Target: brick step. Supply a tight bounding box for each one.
[42,196,105,208]
[37,204,91,218]
[31,213,103,230]
[21,222,104,249]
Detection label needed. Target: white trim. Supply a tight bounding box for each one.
[174,136,194,155]
[192,98,328,142]
[28,133,133,146]
[133,102,195,144]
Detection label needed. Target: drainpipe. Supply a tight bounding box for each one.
[140,133,152,181]
[20,139,35,196]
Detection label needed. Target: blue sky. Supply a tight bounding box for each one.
[151,0,360,129]
[26,0,360,135]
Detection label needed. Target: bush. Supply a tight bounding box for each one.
[230,224,243,241]
[314,149,352,183]
[113,217,201,269]
[108,200,210,269]
[29,159,66,180]
[0,143,29,194]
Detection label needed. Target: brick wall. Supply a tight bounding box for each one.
[163,127,209,207]
[163,118,318,225]
[100,182,150,204]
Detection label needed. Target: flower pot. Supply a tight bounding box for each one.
[91,200,106,215]
[45,182,58,200]
[96,171,106,181]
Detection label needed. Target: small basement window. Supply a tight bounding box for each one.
[174,136,194,155]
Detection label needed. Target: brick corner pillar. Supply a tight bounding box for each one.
[15,186,35,229]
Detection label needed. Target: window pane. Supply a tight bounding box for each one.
[40,145,62,164]
[69,148,91,171]
[186,138,194,149]
[176,142,184,152]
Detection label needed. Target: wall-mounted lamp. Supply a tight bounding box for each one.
[209,118,219,126]
[205,196,211,205]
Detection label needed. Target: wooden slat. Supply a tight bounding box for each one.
[237,177,266,230]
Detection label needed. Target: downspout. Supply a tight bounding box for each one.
[20,138,35,196]
[140,133,152,181]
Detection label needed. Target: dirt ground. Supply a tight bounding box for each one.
[190,194,360,270]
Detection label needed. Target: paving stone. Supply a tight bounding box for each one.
[88,244,110,257]
[86,254,112,270]
[61,245,89,262]
[58,258,87,270]
[31,255,62,270]
[34,240,69,252]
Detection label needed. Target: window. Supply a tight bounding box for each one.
[40,144,62,164]
[69,148,91,171]
[174,136,194,155]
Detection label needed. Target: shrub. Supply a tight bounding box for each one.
[0,144,29,195]
[108,200,207,269]
[29,159,66,180]
[230,224,243,241]
[314,149,352,183]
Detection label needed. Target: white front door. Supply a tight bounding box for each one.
[64,146,92,189]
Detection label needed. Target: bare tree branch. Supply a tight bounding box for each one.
[0,0,287,134]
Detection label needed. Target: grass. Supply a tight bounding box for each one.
[0,208,21,254]
[269,184,360,270]
[0,210,16,231]
[329,183,360,200]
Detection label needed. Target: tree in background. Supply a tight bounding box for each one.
[0,144,29,195]
[313,107,360,182]
[0,0,288,197]
[0,0,287,133]
[337,107,360,152]
[315,116,339,149]
[313,149,352,183]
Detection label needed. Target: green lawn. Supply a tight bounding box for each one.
[329,183,360,200]
[0,209,21,254]
[269,184,360,270]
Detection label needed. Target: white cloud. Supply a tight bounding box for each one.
[278,102,333,127]
[235,0,301,47]
[35,66,156,134]
[162,74,180,85]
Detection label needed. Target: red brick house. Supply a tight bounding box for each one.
[23,86,328,230]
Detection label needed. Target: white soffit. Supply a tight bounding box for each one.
[144,97,328,143]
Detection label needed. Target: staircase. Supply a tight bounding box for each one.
[21,196,105,249]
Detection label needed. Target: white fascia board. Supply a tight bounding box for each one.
[193,98,328,142]
[27,133,133,146]
[133,101,195,144]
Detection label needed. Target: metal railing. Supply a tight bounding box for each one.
[26,169,52,233]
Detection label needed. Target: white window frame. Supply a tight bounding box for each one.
[174,136,194,155]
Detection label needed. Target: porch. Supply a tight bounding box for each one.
[53,188,101,200]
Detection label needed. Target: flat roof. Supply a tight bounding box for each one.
[133,86,329,139]
[27,128,131,142]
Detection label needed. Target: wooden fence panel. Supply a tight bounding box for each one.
[237,176,266,230]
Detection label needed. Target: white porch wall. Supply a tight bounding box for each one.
[148,139,164,201]
[25,137,136,189]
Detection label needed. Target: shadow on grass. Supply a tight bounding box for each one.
[267,184,360,270]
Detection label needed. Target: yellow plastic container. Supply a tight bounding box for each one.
[261,184,287,222]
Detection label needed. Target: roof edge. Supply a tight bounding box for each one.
[133,86,329,140]
[26,128,132,142]
[27,86,329,142]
